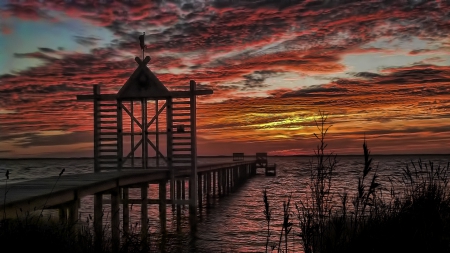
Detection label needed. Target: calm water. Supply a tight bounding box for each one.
[1,155,449,252]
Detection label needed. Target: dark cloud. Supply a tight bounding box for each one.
[13,52,56,61]
[38,47,56,53]
[73,36,102,47]
[354,72,381,79]
[281,85,348,98]
[241,70,279,90]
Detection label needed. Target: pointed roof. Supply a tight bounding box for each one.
[117,56,171,99]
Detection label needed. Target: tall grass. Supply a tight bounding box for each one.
[263,112,450,253]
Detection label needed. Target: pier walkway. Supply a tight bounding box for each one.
[0,160,258,250]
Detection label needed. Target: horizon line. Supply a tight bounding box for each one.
[0,153,449,160]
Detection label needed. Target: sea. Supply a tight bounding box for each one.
[1,155,449,252]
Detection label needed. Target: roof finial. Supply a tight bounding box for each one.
[139,32,146,60]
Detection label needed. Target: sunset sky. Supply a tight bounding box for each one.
[1,0,450,157]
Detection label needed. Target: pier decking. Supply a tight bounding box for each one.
[0,160,258,250]
[0,160,256,219]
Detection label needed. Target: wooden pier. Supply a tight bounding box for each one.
[0,160,257,248]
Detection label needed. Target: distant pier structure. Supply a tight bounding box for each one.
[77,55,212,231]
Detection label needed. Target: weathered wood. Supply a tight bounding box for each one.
[213,171,216,198]
[94,193,103,252]
[197,173,202,210]
[141,184,148,244]
[176,180,182,231]
[159,181,166,234]
[0,170,170,218]
[181,179,185,200]
[206,172,211,207]
[189,80,198,231]
[94,85,100,172]
[117,100,123,171]
[122,187,130,235]
[77,89,213,101]
[111,188,120,253]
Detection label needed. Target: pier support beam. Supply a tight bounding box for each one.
[206,172,211,207]
[141,184,148,245]
[94,193,103,252]
[111,188,120,253]
[159,181,166,234]
[197,174,203,210]
[176,180,182,231]
[122,187,130,236]
[213,171,216,198]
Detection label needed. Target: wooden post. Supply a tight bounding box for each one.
[181,179,186,200]
[123,187,130,236]
[176,180,182,231]
[130,101,135,169]
[141,184,148,244]
[221,170,224,196]
[117,100,123,171]
[111,188,120,253]
[68,199,79,225]
[159,181,167,234]
[206,172,211,207]
[226,169,229,194]
[59,206,67,223]
[155,100,160,167]
[198,173,202,210]
[142,99,148,169]
[166,98,175,211]
[213,171,216,198]
[189,80,198,230]
[94,193,103,251]
[93,85,100,172]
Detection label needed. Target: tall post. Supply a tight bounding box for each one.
[155,100,160,167]
[141,184,148,245]
[117,100,123,170]
[123,187,130,236]
[213,171,216,198]
[166,98,174,209]
[176,180,182,231]
[111,188,120,252]
[94,193,103,251]
[93,85,100,172]
[142,99,148,169]
[159,181,167,234]
[131,101,135,168]
[189,80,198,230]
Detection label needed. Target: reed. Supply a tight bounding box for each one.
[263,112,450,253]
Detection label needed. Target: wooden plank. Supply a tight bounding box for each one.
[173,148,192,151]
[172,113,191,116]
[172,107,190,111]
[77,89,212,101]
[173,118,191,122]
[173,142,191,146]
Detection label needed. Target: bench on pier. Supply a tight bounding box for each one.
[233,153,245,161]
[265,164,277,176]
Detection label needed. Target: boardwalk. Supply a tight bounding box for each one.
[0,169,168,218]
[1,160,258,251]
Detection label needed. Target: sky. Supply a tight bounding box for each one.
[1,0,450,158]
